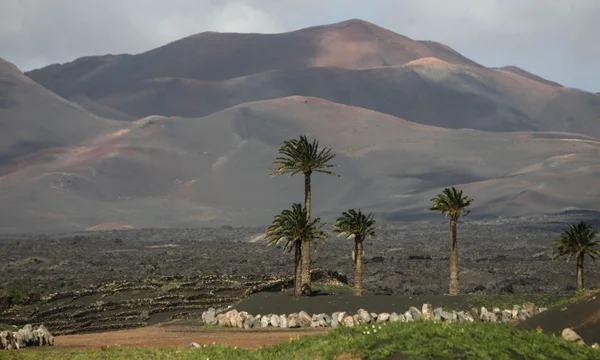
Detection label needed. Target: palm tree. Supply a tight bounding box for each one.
[428,187,473,295]
[265,203,328,296]
[333,209,377,296]
[271,135,338,287]
[554,222,600,291]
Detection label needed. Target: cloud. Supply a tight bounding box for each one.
[0,0,598,91]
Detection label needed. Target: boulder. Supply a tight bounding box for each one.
[457,311,468,322]
[422,304,433,320]
[337,312,346,323]
[342,315,355,327]
[440,311,454,322]
[353,314,362,325]
[202,308,217,325]
[370,313,379,322]
[244,315,256,329]
[517,310,527,321]
[288,313,300,328]
[188,342,201,348]
[389,312,400,322]
[279,315,288,329]
[331,312,340,328]
[358,309,371,324]
[561,328,585,345]
[377,313,390,323]
[470,308,479,319]
[501,310,512,323]
[512,305,521,319]
[523,302,537,314]
[409,307,423,320]
[236,311,248,328]
[298,311,312,327]
[270,314,280,328]
[403,311,414,322]
[261,315,270,327]
[539,308,547,313]
[434,307,444,321]
[217,313,229,326]
[225,310,239,327]
[318,313,331,327]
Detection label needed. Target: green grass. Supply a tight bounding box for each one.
[461,293,572,310]
[0,323,18,331]
[4,321,600,360]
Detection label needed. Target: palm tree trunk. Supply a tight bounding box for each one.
[449,217,460,295]
[354,240,363,296]
[576,253,584,292]
[301,172,312,288]
[294,241,302,296]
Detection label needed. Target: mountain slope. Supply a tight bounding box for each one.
[25,19,479,100]
[1,97,598,233]
[23,20,600,138]
[0,58,119,163]
[88,59,600,135]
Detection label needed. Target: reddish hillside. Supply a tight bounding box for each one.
[26,19,479,99]
[0,97,598,232]
[0,58,119,162]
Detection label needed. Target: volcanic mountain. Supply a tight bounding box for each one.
[0,19,599,233]
[26,19,600,137]
[0,58,119,163]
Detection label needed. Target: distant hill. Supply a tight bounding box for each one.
[0,58,119,163]
[24,20,600,138]
[0,97,598,233]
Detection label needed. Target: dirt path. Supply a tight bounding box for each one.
[53,324,328,349]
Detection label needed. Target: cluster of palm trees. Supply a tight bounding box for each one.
[266,135,600,296]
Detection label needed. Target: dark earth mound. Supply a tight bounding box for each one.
[518,290,600,344]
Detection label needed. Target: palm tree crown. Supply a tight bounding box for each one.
[265,203,328,253]
[333,210,377,243]
[554,222,600,260]
[428,187,473,219]
[270,135,339,177]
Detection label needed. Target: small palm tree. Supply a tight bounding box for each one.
[333,209,377,296]
[428,187,473,295]
[554,222,600,291]
[265,203,328,296]
[271,135,338,287]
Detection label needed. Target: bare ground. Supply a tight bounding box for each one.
[50,322,326,349]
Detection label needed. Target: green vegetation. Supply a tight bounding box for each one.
[271,135,339,293]
[333,209,377,296]
[428,187,474,295]
[553,221,600,291]
[7,322,600,360]
[265,203,328,296]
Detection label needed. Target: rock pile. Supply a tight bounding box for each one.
[201,303,546,329]
[0,324,54,350]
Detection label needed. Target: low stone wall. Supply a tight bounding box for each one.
[202,302,546,329]
[0,324,54,350]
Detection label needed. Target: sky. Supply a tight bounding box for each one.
[1,0,598,92]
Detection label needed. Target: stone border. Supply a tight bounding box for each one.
[201,302,546,329]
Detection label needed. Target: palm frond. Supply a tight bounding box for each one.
[265,203,328,253]
[332,209,377,242]
[270,135,339,178]
[427,187,473,220]
[554,221,600,261]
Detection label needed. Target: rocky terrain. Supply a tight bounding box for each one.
[1,211,599,335]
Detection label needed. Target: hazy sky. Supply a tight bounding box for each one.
[1,0,598,92]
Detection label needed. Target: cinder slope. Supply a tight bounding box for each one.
[25,19,478,99]
[91,60,600,136]
[1,97,598,233]
[0,58,120,162]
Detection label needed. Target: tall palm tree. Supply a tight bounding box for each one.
[265,203,328,296]
[333,209,377,296]
[554,222,600,291]
[271,135,338,287]
[428,187,473,295]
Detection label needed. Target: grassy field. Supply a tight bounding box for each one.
[4,321,600,360]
